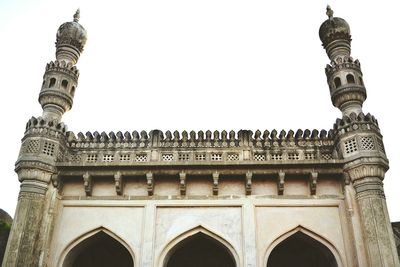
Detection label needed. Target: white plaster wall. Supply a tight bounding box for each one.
[62,179,85,196]
[49,204,144,267]
[154,177,180,196]
[252,177,277,195]
[317,177,342,196]
[92,177,116,196]
[124,177,148,196]
[284,178,309,195]
[219,177,246,195]
[154,206,243,266]
[49,172,354,267]
[256,205,348,267]
[186,177,213,195]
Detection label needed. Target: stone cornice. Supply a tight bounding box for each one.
[56,162,345,177]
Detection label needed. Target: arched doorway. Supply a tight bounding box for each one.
[62,231,134,267]
[267,231,338,267]
[164,232,236,267]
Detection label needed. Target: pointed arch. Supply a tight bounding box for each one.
[157,225,240,267]
[264,225,344,267]
[58,226,135,267]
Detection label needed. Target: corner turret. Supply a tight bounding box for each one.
[320,6,366,116]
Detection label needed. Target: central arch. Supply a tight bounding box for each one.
[159,226,239,267]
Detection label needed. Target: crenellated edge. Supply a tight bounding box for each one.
[325,56,361,77]
[45,60,80,80]
[65,128,334,149]
[332,112,379,135]
[25,116,68,136]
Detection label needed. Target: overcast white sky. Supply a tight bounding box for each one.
[0,0,399,221]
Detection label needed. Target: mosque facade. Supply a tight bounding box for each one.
[2,7,399,267]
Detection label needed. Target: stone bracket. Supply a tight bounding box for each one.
[51,172,62,191]
[245,171,252,195]
[212,171,219,196]
[83,172,92,196]
[179,172,186,196]
[146,172,154,196]
[114,171,123,195]
[277,171,285,195]
[310,172,318,195]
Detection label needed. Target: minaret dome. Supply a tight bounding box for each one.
[319,6,351,60]
[56,9,87,65]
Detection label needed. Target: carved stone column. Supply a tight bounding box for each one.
[345,162,400,267]
[2,116,67,267]
[2,170,52,267]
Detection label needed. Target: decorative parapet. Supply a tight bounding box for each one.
[16,117,68,174]
[45,60,80,82]
[325,56,362,77]
[333,112,380,135]
[60,129,337,166]
[24,116,67,137]
[332,112,386,159]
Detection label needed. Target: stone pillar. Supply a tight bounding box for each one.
[2,171,51,267]
[2,116,68,267]
[330,110,399,266]
[346,163,400,267]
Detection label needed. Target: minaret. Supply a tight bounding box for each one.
[2,10,86,267]
[319,6,366,116]
[39,9,87,122]
[320,6,399,266]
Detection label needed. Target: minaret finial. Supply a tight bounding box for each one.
[326,5,333,20]
[73,9,80,22]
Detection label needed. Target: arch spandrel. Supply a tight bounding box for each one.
[58,226,136,267]
[263,225,344,267]
[157,225,240,267]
